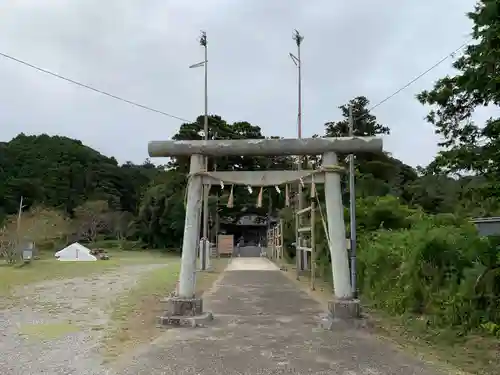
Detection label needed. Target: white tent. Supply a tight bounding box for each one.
[55,242,97,261]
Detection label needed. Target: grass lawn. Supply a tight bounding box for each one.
[19,322,81,341]
[1,247,229,361]
[278,259,499,375]
[0,249,172,307]
[102,257,229,361]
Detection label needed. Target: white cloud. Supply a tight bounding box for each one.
[0,0,491,167]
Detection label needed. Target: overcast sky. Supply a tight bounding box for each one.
[0,0,489,167]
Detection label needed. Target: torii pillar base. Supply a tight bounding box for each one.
[328,298,361,320]
[158,296,213,328]
[319,298,362,330]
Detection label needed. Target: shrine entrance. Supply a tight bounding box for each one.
[148,136,382,323]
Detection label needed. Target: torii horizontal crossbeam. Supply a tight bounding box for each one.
[148,136,382,157]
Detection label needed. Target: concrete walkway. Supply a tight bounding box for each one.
[116,258,445,375]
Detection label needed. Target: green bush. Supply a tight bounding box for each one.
[355,195,419,231]
[357,203,500,332]
[90,239,146,250]
[36,238,67,252]
[279,194,500,333]
[92,240,119,249]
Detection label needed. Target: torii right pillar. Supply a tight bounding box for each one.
[322,151,360,322]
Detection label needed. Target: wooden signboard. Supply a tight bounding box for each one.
[217,234,234,257]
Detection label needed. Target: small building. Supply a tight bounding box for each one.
[471,217,500,237]
[218,214,278,246]
[19,240,36,262]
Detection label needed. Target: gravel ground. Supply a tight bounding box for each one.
[0,263,166,375]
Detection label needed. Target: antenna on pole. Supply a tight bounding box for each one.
[289,29,303,139]
[199,30,207,47]
[292,29,304,47]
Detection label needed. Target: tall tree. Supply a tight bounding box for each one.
[417,0,500,196]
[135,115,296,248]
[136,170,186,249]
[324,96,417,202]
[168,114,294,215]
[0,134,157,220]
[169,115,268,173]
[325,96,390,138]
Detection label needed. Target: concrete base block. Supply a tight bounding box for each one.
[328,298,361,320]
[161,296,203,316]
[158,296,213,327]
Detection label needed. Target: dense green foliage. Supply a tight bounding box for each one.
[356,0,500,340]
[417,0,500,198]
[0,133,161,219]
[1,101,464,249]
[356,197,500,332]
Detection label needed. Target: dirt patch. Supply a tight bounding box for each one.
[195,258,229,296]
[108,258,229,371]
[102,263,179,360]
[0,263,166,375]
[103,258,229,364]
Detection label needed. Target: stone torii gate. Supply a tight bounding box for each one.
[149,136,382,325]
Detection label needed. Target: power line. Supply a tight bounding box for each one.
[0,51,191,122]
[1,37,472,132]
[364,39,472,118]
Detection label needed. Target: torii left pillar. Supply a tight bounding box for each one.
[157,154,213,327]
[178,154,203,297]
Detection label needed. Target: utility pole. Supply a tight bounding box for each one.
[348,105,357,298]
[16,196,27,260]
[212,131,218,266]
[16,196,24,235]
[289,29,305,270]
[189,30,210,270]
[16,196,26,243]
